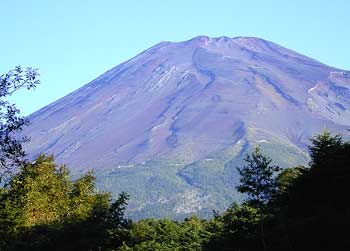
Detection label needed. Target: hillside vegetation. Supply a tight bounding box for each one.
[1,130,349,251]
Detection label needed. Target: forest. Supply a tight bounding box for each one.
[1,68,349,251]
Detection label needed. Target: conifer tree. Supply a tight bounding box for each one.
[236,146,280,251]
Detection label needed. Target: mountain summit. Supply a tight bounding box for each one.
[23,36,350,218]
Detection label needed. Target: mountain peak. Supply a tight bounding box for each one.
[157,36,266,47]
[155,36,284,56]
[23,35,350,218]
[183,35,266,44]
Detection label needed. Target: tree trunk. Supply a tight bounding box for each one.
[259,205,267,251]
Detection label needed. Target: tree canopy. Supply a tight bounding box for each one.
[0,66,40,178]
[0,154,130,251]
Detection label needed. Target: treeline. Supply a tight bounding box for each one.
[0,131,349,250]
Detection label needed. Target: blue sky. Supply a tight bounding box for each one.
[1,0,349,115]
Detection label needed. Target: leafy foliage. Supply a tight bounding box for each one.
[309,129,346,168]
[120,216,210,251]
[236,146,280,250]
[204,203,260,250]
[237,146,280,206]
[0,66,40,178]
[0,154,130,251]
[206,131,350,251]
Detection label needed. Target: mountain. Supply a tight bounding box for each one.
[23,36,350,219]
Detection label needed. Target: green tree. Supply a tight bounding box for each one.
[309,129,345,168]
[205,203,260,251]
[0,154,130,251]
[281,131,350,250]
[0,66,40,178]
[120,216,210,251]
[236,146,280,251]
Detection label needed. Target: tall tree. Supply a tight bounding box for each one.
[0,66,40,178]
[0,154,130,250]
[236,146,280,251]
[309,129,343,168]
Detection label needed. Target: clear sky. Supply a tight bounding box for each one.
[1,0,349,115]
